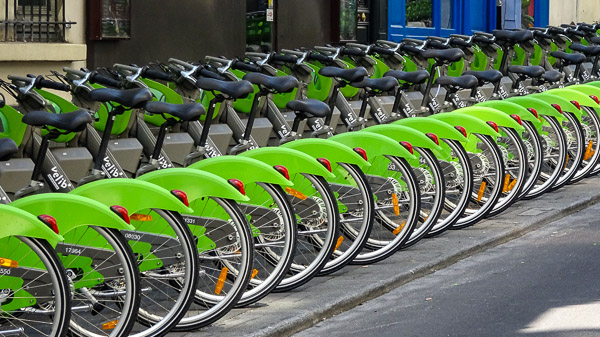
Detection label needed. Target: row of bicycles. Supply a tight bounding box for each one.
[1,21,600,337]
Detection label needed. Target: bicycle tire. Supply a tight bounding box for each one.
[550,111,585,189]
[0,236,71,337]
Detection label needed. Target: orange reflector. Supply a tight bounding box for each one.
[502,174,511,193]
[0,258,18,268]
[102,320,118,330]
[130,213,153,221]
[215,267,228,295]
[251,269,259,279]
[507,179,517,191]
[477,181,486,202]
[285,187,307,200]
[334,236,344,251]
[392,222,406,235]
[565,154,570,169]
[584,141,594,160]
[392,193,400,216]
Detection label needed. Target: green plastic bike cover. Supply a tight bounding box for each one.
[476,100,543,128]
[392,117,467,141]
[428,113,501,138]
[280,138,370,169]
[238,147,336,179]
[137,168,250,202]
[188,155,293,186]
[11,194,135,234]
[362,124,443,151]
[453,106,525,131]
[329,132,417,160]
[0,203,64,244]
[70,179,193,214]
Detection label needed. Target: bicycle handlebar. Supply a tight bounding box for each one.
[168,58,195,70]
[113,63,140,73]
[370,45,395,56]
[142,67,173,82]
[35,77,71,91]
[307,52,333,63]
[340,47,366,57]
[231,60,262,73]
[271,53,298,64]
[89,72,122,87]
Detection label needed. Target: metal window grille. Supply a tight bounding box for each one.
[0,0,76,42]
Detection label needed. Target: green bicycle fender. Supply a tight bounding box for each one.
[188,155,293,187]
[531,91,583,121]
[11,194,135,235]
[372,57,391,79]
[305,62,333,102]
[136,168,249,203]
[583,81,600,89]
[505,96,566,121]
[0,104,27,146]
[70,179,192,214]
[476,100,543,128]
[428,113,500,139]
[362,124,443,152]
[392,117,467,141]
[280,138,370,169]
[453,106,525,132]
[567,84,600,100]
[329,132,417,161]
[238,147,336,179]
[0,203,63,244]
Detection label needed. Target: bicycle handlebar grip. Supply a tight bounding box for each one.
[195,68,226,80]
[231,60,262,73]
[370,45,395,56]
[36,77,71,92]
[271,53,298,64]
[168,58,195,70]
[341,47,366,57]
[142,68,173,82]
[89,72,122,88]
[533,31,553,40]
[400,44,423,55]
[308,52,333,63]
[566,28,585,37]
[428,40,448,49]
[449,37,472,47]
[578,25,597,33]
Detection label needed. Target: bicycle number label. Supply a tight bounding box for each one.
[0,268,10,275]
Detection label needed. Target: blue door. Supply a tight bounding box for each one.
[388,0,461,41]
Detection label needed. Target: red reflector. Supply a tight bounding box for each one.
[527,108,538,118]
[110,205,130,224]
[570,100,581,110]
[487,121,499,133]
[170,190,190,207]
[353,147,368,161]
[590,95,600,105]
[400,141,414,154]
[227,179,245,195]
[455,125,467,137]
[426,133,439,145]
[317,158,332,172]
[510,114,522,125]
[38,214,59,234]
[551,103,562,114]
[273,165,290,180]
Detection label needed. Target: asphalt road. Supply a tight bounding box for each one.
[295,203,600,337]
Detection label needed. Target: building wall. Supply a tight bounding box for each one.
[276,0,334,50]
[549,0,600,25]
[0,0,86,104]
[87,0,247,69]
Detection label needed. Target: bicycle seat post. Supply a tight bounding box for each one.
[94,104,124,172]
[198,96,224,148]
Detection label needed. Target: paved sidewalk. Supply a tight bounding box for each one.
[177,176,600,337]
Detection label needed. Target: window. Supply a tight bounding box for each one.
[1,0,74,42]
